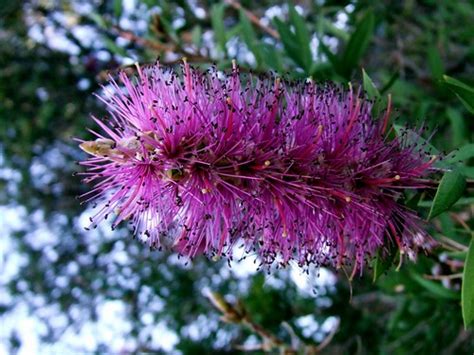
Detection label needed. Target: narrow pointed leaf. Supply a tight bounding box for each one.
[380,72,399,94]
[261,44,284,72]
[274,12,312,74]
[318,39,339,69]
[191,25,203,48]
[411,273,460,300]
[211,3,227,53]
[362,69,380,99]
[372,245,398,282]
[394,125,440,157]
[446,144,474,163]
[239,10,263,68]
[113,0,122,18]
[340,10,375,77]
[428,170,466,220]
[274,18,298,53]
[444,75,474,113]
[288,6,313,73]
[462,238,474,328]
[446,108,467,147]
[427,45,444,80]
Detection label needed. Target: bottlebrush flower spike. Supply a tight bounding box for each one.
[77,60,436,275]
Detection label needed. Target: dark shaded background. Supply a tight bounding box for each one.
[1,0,473,353]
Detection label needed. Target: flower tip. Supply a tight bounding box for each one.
[79,141,93,154]
[79,138,115,157]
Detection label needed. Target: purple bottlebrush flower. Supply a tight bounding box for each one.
[77,60,436,275]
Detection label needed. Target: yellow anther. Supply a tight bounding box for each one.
[345,196,351,203]
[201,188,211,194]
[264,160,271,167]
[394,175,401,180]
[226,97,232,104]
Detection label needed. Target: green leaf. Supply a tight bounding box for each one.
[427,45,444,80]
[191,25,202,48]
[419,196,474,208]
[462,238,474,328]
[372,245,398,283]
[459,166,474,178]
[446,108,467,147]
[393,125,440,157]
[362,68,385,115]
[88,13,108,29]
[288,6,312,73]
[340,10,375,78]
[318,16,349,41]
[211,3,227,53]
[362,69,380,99]
[380,71,399,94]
[239,10,263,68]
[455,143,474,160]
[103,37,128,57]
[274,8,313,74]
[261,44,284,72]
[439,213,456,238]
[274,18,300,67]
[113,0,122,18]
[411,273,460,300]
[446,144,474,163]
[428,170,466,220]
[445,250,467,261]
[406,191,423,210]
[310,62,337,81]
[443,75,474,113]
[226,24,243,39]
[159,17,179,43]
[317,38,339,69]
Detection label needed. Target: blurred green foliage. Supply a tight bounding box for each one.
[0,0,473,353]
